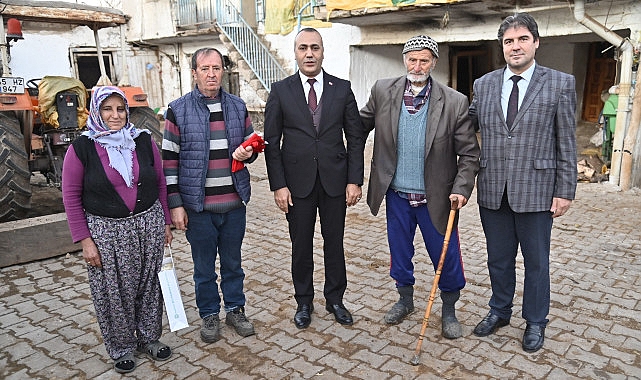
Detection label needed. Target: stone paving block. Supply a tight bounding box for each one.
[255,346,298,366]
[608,358,641,378]
[55,325,87,342]
[15,350,57,372]
[350,363,392,380]
[566,345,611,369]
[290,341,330,362]
[282,356,327,378]
[350,346,389,368]
[184,370,229,380]
[475,360,519,379]
[21,306,60,326]
[611,321,641,338]
[583,326,626,346]
[350,329,390,353]
[609,304,640,320]
[0,309,20,327]
[507,354,554,378]
[36,336,75,356]
[572,293,610,314]
[48,304,85,321]
[597,342,637,365]
[551,311,585,333]
[2,293,28,307]
[190,350,233,373]
[549,354,583,375]
[4,369,31,380]
[468,342,514,366]
[251,362,292,379]
[624,336,641,351]
[4,340,34,363]
[265,331,304,350]
[74,355,111,378]
[39,365,82,380]
[19,327,57,347]
[317,351,357,374]
[575,363,623,379]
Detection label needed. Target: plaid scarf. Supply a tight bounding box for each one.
[402,77,432,114]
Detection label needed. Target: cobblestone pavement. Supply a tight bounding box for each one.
[2,142,641,380]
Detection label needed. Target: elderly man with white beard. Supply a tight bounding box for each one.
[360,35,480,337]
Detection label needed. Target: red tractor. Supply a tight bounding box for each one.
[0,4,162,222]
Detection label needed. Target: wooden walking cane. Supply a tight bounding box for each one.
[410,198,459,366]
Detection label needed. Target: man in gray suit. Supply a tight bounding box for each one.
[361,35,480,338]
[469,13,577,352]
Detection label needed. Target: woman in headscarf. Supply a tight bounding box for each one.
[62,86,173,373]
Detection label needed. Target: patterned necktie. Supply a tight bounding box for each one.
[307,78,317,112]
[506,75,522,128]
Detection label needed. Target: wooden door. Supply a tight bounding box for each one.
[449,45,491,104]
[582,42,616,122]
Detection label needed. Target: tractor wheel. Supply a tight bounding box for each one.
[0,112,32,222]
[130,106,163,150]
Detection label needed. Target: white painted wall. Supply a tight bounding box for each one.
[123,0,176,41]
[263,23,359,81]
[8,23,121,82]
[10,33,74,79]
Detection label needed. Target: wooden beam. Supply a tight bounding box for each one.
[0,213,78,268]
[0,0,127,28]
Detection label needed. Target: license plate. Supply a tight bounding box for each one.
[0,77,25,94]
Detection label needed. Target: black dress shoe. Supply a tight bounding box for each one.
[294,304,313,329]
[522,324,545,352]
[325,304,353,325]
[473,312,510,337]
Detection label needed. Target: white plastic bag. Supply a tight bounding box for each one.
[158,246,189,332]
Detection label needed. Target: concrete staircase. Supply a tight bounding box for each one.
[218,32,288,104]
[218,31,291,131]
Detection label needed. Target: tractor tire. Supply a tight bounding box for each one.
[0,112,32,222]
[130,106,163,150]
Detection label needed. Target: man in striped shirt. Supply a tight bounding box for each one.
[162,47,257,343]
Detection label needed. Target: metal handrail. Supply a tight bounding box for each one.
[215,0,288,92]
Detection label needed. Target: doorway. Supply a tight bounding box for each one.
[71,51,115,90]
[449,45,491,103]
[582,41,616,123]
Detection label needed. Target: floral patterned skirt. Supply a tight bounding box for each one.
[85,200,166,360]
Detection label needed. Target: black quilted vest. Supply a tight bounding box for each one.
[71,133,159,218]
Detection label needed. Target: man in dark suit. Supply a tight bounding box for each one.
[469,13,577,352]
[360,35,480,338]
[264,27,364,329]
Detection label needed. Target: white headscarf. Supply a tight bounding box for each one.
[82,86,149,187]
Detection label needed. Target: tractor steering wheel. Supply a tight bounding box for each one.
[27,78,42,89]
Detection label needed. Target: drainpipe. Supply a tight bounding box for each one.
[620,68,641,190]
[574,0,634,186]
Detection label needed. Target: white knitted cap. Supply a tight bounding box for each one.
[402,35,439,58]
